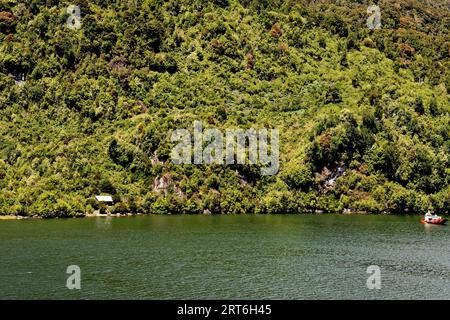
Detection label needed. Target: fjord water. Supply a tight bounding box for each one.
[0,215,449,300]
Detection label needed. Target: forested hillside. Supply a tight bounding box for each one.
[0,0,449,217]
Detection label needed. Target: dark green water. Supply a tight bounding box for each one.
[0,214,449,300]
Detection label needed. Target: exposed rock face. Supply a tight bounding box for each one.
[152,173,187,199]
[153,174,171,195]
[173,185,185,199]
[319,165,347,191]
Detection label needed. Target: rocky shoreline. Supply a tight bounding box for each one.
[0,210,441,220]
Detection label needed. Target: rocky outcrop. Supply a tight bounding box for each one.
[153,173,172,195]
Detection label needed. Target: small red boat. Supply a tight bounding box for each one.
[421,212,448,225]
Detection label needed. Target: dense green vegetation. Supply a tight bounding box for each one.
[0,0,449,217]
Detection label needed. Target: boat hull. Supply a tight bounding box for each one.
[421,218,448,225]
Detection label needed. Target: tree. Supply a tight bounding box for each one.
[281,162,315,191]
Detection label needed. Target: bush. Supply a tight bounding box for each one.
[281,162,314,191]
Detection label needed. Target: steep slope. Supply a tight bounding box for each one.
[0,0,449,216]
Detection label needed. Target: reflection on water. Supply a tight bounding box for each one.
[94,216,113,230]
[0,214,449,299]
[422,223,447,234]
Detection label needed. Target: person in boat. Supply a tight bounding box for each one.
[425,210,434,222]
[425,210,436,222]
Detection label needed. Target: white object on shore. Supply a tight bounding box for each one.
[95,195,113,203]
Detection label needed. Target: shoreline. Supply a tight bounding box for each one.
[0,211,438,220]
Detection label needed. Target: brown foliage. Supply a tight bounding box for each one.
[318,134,331,149]
[397,43,416,57]
[399,16,416,28]
[0,11,15,24]
[270,23,282,38]
[277,42,289,52]
[245,52,254,70]
[4,34,13,42]
[210,38,223,54]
